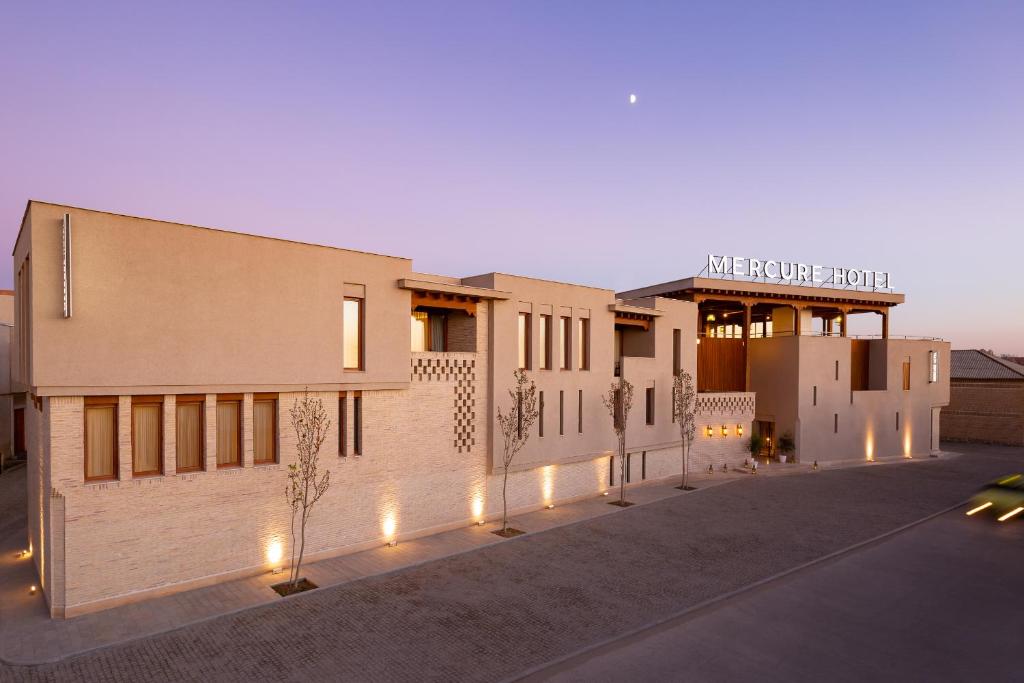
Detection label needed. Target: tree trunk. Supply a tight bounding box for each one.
[619,439,626,504]
[682,440,689,489]
[294,509,308,587]
[288,506,298,584]
[501,467,509,532]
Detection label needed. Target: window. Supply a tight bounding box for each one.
[902,361,911,391]
[254,395,278,464]
[353,394,363,455]
[16,257,31,382]
[560,316,570,370]
[672,329,681,375]
[518,313,531,370]
[626,453,632,483]
[85,398,118,481]
[813,386,817,406]
[216,395,242,467]
[896,411,900,431]
[642,451,647,480]
[539,391,545,437]
[176,396,205,472]
[516,389,523,439]
[578,389,583,434]
[609,455,615,486]
[411,310,447,352]
[834,413,839,434]
[344,297,364,370]
[835,360,839,381]
[540,315,552,370]
[577,318,590,370]
[929,351,939,383]
[559,390,564,435]
[132,397,163,476]
[646,387,655,425]
[339,394,348,456]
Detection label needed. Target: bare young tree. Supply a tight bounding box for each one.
[286,390,331,587]
[495,368,539,536]
[602,376,634,506]
[673,370,697,490]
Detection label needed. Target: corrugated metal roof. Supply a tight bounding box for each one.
[950,350,1024,380]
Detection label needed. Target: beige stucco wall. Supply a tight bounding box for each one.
[16,202,414,395]
[751,336,950,464]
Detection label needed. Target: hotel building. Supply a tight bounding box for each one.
[12,202,949,617]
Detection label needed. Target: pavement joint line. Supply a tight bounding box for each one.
[506,497,971,683]
[1,473,747,667]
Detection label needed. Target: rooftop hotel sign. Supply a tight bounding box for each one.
[705,255,892,290]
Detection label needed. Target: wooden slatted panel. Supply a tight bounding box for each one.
[851,340,870,391]
[697,338,745,392]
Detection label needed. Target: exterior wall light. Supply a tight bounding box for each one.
[720,424,729,437]
[707,464,714,474]
[546,503,555,510]
[705,425,714,437]
[736,424,744,437]
[30,585,37,595]
[266,540,284,573]
[602,491,609,496]
[476,519,485,526]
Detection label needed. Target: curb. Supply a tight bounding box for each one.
[506,498,968,682]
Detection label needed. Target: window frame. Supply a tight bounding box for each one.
[215,394,243,469]
[645,387,655,425]
[343,296,365,371]
[578,317,590,371]
[560,316,571,370]
[518,312,531,370]
[131,395,164,477]
[84,396,119,482]
[902,361,911,391]
[539,314,552,370]
[253,393,279,465]
[928,350,939,383]
[353,392,363,456]
[175,395,206,473]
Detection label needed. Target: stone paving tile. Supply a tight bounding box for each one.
[2,444,1020,682]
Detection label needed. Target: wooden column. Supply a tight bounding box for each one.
[794,305,802,336]
[881,310,889,339]
[839,307,849,338]
[743,302,752,391]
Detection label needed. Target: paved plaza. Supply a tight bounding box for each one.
[1,444,1021,681]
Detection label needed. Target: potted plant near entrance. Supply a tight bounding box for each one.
[747,433,765,466]
[778,432,795,464]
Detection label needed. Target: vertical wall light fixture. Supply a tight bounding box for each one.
[62,213,73,318]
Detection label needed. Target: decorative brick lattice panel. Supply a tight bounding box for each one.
[412,356,476,453]
[696,393,755,417]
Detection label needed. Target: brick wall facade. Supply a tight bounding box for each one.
[941,380,1024,446]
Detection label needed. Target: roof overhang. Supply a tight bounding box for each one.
[618,276,905,309]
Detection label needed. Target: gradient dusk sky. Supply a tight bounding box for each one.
[1,1,1021,353]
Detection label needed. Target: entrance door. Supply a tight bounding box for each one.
[14,408,25,457]
[756,420,775,458]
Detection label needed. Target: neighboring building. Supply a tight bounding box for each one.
[0,291,15,473]
[941,350,1024,446]
[13,202,948,617]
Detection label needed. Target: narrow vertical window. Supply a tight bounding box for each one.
[834,413,839,434]
[646,387,655,425]
[560,316,570,370]
[516,389,523,439]
[411,311,428,352]
[559,390,564,435]
[538,391,545,437]
[518,313,531,370]
[131,397,162,476]
[176,396,204,472]
[339,394,348,456]
[929,351,938,383]
[353,394,363,455]
[896,411,900,431]
[609,455,615,486]
[642,451,647,480]
[539,315,551,370]
[254,395,278,464]
[344,297,364,370]
[216,395,242,467]
[85,398,118,481]
[902,361,911,391]
[813,386,817,406]
[835,360,839,381]
[577,318,590,370]
[626,453,632,483]
[672,329,681,375]
[578,389,583,434]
